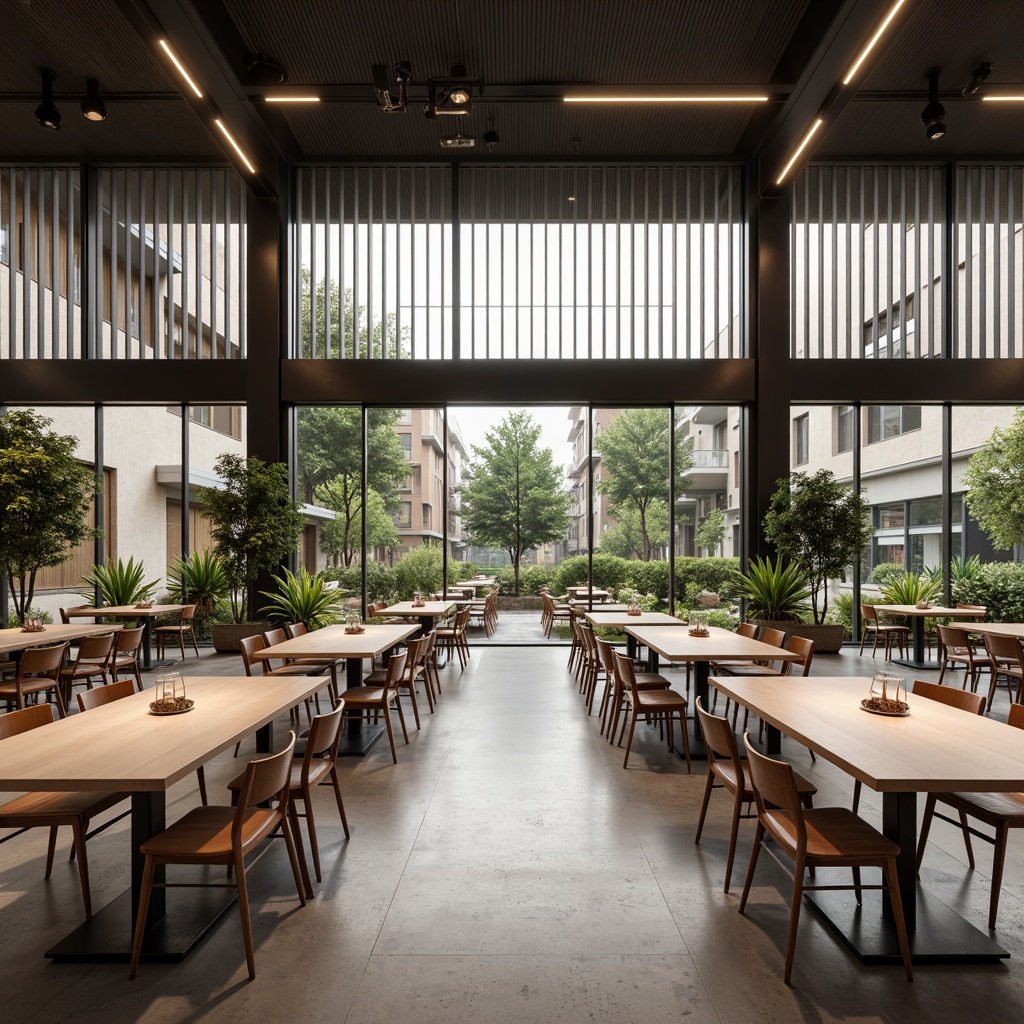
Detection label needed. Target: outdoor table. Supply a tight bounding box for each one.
[873,604,986,669]
[456,579,496,593]
[964,622,1024,640]
[376,599,456,635]
[584,610,684,658]
[711,674,1020,964]
[623,624,800,758]
[570,602,630,616]
[0,622,123,660]
[64,604,186,670]
[255,623,417,754]
[0,674,322,963]
[565,586,611,603]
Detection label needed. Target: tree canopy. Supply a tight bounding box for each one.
[597,409,692,560]
[963,409,1024,551]
[0,410,96,622]
[460,412,569,594]
[763,469,871,624]
[599,500,669,559]
[695,508,726,556]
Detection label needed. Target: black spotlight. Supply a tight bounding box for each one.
[483,117,499,152]
[921,67,946,141]
[35,68,61,130]
[81,78,106,122]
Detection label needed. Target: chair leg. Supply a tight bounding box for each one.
[883,858,914,981]
[724,786,745,893]
[280,805,309,906]
[45,824,59,879]
[234,851,257,980]
[287,797,314,897]
[381,706,398,763]
[694,771,715,846]
[197,765,208,806]
[958,809,976,869]
[622,713,638,768]
[329,767,350,839]
[738,823,764,913]
[405,684,421,730]
[989,824,1010,929]
[393,695,410,744]
[190,628,200,657]
[852,780,862,814]
[676,710,691,774]
[128,854,157,979]
[300,784,321,883]
[914,793,937,873]
[68,819,93,918]
[783,855,806,984]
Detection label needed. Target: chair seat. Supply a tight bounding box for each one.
[340,685,388,705]
[764,806,901,862]
[633,688,687,711]
[876,624,910,633]
[0,789,124,821]
[0,678,60,698]
[59,664,107,679]
[714,760,817,799]
[634,672,671,689]
[139,804,280,861]
[939,789,1024,825]
[265,663,320,677]
[720,664,783,677]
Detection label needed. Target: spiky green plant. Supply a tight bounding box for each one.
[81,556,160,607]
[258,567,343,630]
[168,550,229,618]
[880,571,942,606]
[951,554,982,586]
[731,556,811,621]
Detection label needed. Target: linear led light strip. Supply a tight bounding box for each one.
[214,119,256,174]
[265,95,321,103]
[982,95,1024,102]
[564,95,769,103]
[776,118,824,186]
[842,0,906,85]
[158,39,203,98]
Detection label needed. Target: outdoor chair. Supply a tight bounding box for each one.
[153,604,199,661]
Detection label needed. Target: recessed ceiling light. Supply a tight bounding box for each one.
[214,118,256,174]
[159,39,203,98]
[775,118,824,186]
[841,0,906,85]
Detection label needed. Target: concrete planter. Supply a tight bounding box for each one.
[753,620,845,653]
[211,620,273,653]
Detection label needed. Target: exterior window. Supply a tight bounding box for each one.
[877,503,905,530]
[395,502,412,529]
[794,414,809,466]
[834,405,854,454]
[396,409,412,425]
[399,433,412,457]
[866,406,921,443]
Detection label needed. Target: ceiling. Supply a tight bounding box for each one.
[1,0,1022,178]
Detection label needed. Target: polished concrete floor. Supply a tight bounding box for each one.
[4,644,1024,1023]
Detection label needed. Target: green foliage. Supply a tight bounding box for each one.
[880,571,942,606]
[6,608,52,628]
[0,409,97,622]
[493,564,559,595]
[951,555,982,586]
[695,508,726,556]
[460,412,570,595]
[763,470,872,624]
[196,453,306,623]
[704,609,740,631]
[392,543,446,600]
[683,581,703,609]
[823,592,887,640]
[953,561,1024,622]
[731,556,811,621]
[922,564,944,584]
[963,409,1024,550]
[869,562,906,585]
[673,557,739,603]
[556,554,631,594]
[167,550,229,619]
[599,500,670,559]
[82,556,160,607]
[318,487,399,566]
[259,567,343,630]
[625,560,671,602]
[618,587,658,611]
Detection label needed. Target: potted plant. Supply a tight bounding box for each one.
[760,469,871,652]
[167,549,230,642]
[731,556,811,622]
[196,453,306,652]
[259,567,343,630]
[82,555,160,607]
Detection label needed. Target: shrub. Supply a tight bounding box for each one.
[869,562,905,585]
[880,572,941,606]
[625,560,670,602]
[392,544,446,599]
[6,608,51,629]
[556,554,631,593]
[673,557,740,604]
[953,561,1024,623]
[704,609,739,631]
[504,564,559,595]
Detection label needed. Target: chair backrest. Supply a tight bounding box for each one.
[18,643,68,680]
[420,629,437,661]
[743,733,806,836]
[402,635,428,679]
[937,623,970,650]
[912,679,986,715]
[580,622,598,659]
[982,631,1024,668]
[304,702,345,767]
[285,621,308,639]
[612,650,640,701]
[595,636,616,678]
[695,697,741,767]
[239,634,269,676]
[384,650,408,690]
[1008,703,1024,730]
[115,625,145,654]
[456,606,472,630]
[761,628,786,648]
[262,627,288,647]
[862,604,878,623]
[77,678,135,712]
[0,702,56,739]
[59,607,71,625]
[180,604,197,623]
[72,632,115,665]
[233,733,297,837]
[737,622,757,639]
[782,636,814,677]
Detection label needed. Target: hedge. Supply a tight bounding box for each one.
[953,562,1024,623]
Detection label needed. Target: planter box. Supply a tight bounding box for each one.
[752,620,845,654]
[211,620,273,653]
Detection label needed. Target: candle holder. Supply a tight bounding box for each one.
[150,674,194,714]
[688,611,710,637]
[345,613,365,635]
[861,672,909,716]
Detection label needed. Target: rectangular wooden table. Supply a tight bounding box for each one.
[64,604,187,670]
[963,621,1024,640]
[711,674,1019,963]
[0,622,123,658]
[585,610,684,659]
[0,675,322,963]
[873,604,986,669]
[624,625,801,758]
[376,599,455,634]
[255,623,418,754]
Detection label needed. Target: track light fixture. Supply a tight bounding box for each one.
[962,60,993,97]
[80,78,106,121]
[34,68,61,130]
[427,59,474,118]
[921,68,946,141]
[372,62,412,113]
[483,117,499,152]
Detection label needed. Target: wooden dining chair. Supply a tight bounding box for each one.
[613,650,690,772]
[916,703,1024,929]
[78,679,209,805]
[435,606,471,669]
[0,703,128,918]
[739,734,913,984]
[280,622,341,703]
[981,632,1024,711]
[694,698,817,892]
[339,650,410,764]
[936,624,992,692]
[58,632,116,708]
[129,734,306,981]
[859,604,909,659]
[109,625,146,691]
[0,643,69,716]
[366,634,428,729]
[153,603,199,661]
[595,636,669,740]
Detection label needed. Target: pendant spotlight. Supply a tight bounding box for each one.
[80,78,107,121]
[34,68,61,130]
[921,68,946,140]
[962,60,993,97]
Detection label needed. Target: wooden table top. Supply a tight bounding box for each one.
[64,604,186,620]
[873,604,986,619]
[254,622,418,661]
[584,610,685,628]
[572,603,630,615]
[624,624,801,664]
[0,623,123,656]
[455,580,496,590]
[377,601,455,617]
[709,675,1024,794]
[566,587,610,599]
[0,675,322,792]
[962,622,1024,639]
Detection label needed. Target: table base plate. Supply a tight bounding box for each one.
[807,888,1009,963]
[46,887,237,963]
[890,658,941,671]
[336,722,386,756]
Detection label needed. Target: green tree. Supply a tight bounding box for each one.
[599,500,670,559]
[963,409,1024,551]
[695,507,726,556]
[460,412,570,595]
[763,469,872,625]
[598,409,692,560]
[319,485,399,566]
[196,453,306,623]
[0,410,96,622]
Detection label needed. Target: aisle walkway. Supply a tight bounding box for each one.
[4,648,1024,1022]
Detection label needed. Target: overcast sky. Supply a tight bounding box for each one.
[447,405,575,473]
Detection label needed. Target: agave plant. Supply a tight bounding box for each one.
[951,554,982,586]
[167,550,229,618]
[879,571,942,606]
[731,556,811,621]
[81,556,160,607]
[258,567,343,630]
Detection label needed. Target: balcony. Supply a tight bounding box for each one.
[684,449,729,490]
